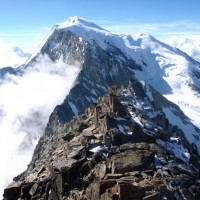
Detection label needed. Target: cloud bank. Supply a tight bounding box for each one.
[100,20,200,39]
[0,39,30,68]
[164,35,200,62]
[0,55,81,196]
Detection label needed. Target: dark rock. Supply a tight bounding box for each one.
[62,133,74,142]
[189,186,200,197]
[117,183,145,200]
[3,182,22,200]
[129,123,148,142]
[157,185,176,200]
[179,188,195,200]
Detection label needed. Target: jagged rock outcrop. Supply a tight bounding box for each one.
[4,80,200,200]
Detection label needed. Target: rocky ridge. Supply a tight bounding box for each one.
[4,79,200,200]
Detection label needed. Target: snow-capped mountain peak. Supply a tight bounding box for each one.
[24,16,110,65]
[22,16,200,151]
[57,16,108,32]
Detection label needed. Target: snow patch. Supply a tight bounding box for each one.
[68,101,79,116]
[163,107,200,151]
[156,139,190,162]
[89,145,108,153]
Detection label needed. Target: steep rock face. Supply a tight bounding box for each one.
[32,27,141,136]
[4,80,200,200]
[10,17,199,152]
[0,67,18,80]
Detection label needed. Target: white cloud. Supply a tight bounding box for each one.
[100,20,200,39]
[0,39,30,68]
[163,35,200,62]
[0,54,81,196]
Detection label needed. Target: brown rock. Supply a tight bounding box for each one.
[85,180,116,200]
[29,182,38,196]
[111,150,155,173]
[124,171,140,176]
[143,192,160,200]
[105,173,123,179]
[99,164,107,179]
[103,185,119,200]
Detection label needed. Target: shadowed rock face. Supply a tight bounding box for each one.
[27,29,142,137]
[4,80,200,200]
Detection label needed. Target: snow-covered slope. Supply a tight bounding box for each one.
[165,35,200,62]
[122,34,200,129]
[0,44,30,68]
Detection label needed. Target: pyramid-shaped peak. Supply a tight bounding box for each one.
[57,16,108,32]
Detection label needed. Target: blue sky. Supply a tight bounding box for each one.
[1,0,200,51]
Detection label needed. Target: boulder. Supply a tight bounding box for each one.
[117,182,145,200]
[111,150,155,173]
[3,181,22,200]
[85,180,116,200]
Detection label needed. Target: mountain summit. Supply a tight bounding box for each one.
[57,16,108,32]
[2,17,200,199]
[25,16,200,147]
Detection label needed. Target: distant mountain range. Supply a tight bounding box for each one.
[2,17,200,199]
